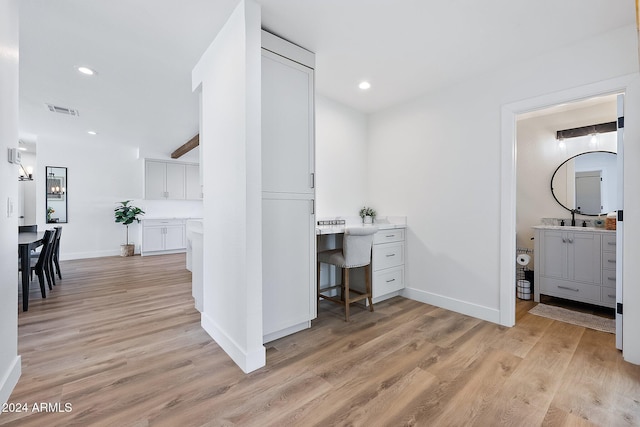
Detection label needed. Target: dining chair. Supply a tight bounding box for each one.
[52,226,63,279]
[19,229,54,300]
[317,226,378,321]
[19,225,38,233]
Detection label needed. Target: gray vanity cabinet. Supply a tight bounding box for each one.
[533,227,615,308]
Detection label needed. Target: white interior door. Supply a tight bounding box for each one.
[616,94,624,350]
[575,170,602,213]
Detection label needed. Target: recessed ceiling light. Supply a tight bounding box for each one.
[359,81,371,90]
[77,66,96,76]
[17,147,27,151]
[87,131,97,135]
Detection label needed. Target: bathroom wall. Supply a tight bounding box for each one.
[516,100,618,251]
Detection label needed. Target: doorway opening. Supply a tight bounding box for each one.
[512,92,621,346]
[499,75,634,354]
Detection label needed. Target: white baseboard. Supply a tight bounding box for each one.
[60,249,121,261]
[201,313,265,374]
[0,356,21,405]
[402,287,501,324]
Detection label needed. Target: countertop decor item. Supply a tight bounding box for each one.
[605,212,617,230]
[359,206,376,224]
[114,200,145,256]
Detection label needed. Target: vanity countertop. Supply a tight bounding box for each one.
[532,225,615,233]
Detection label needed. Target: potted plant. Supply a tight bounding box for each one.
[359,206,377,224]
[114,200,145,256]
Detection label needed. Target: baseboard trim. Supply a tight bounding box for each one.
[0,356,21,405]
[402,287,501,324]
[201,313,265,374]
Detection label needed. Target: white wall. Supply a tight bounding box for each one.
[367,25,639,328]
[315,95,369,218]
[35,136,144,258]
[0,0,21,404]
[192,0,265,373]
[30,138,202,259]
[516,102,617,251]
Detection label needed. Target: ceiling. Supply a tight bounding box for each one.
[18,0,635,158]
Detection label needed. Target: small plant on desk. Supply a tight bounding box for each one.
[359,206,376,224]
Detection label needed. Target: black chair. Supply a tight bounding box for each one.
[19,225,37,233]
[19,229,55,300]
[52,226,63,279]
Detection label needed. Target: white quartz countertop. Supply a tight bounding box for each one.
[316,216,406,235]
[532,225,615,233]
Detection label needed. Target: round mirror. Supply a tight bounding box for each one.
[550,151,616,216]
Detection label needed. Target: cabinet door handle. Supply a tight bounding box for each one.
[386,253,396,257]
[562,238,566,243]
[607,276,616,281]
[608,294,616,298]
[386,278,396,283]
[608,260,616,264]
[558,285,579,292]
[608,242,616,246]
[567,238,573,244]
[385,234,396,238]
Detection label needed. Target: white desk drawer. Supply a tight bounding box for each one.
[373,243,404,271]
[374,229,405,245]
[373,266,404,298]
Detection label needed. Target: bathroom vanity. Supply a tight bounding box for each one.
[533,225,616,308]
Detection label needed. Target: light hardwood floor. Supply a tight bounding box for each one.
[2,254,639,426]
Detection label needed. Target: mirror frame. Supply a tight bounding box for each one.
[46,166,68,224]
[550,150,616,216]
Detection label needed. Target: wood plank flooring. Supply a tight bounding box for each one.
[2,254,639,426]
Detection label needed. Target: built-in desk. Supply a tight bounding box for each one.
[316,217,407,303]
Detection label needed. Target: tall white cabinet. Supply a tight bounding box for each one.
[261,31,316,343]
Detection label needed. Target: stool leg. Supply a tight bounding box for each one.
[344,268,350,321]
[340,267,346,302]
[366,263,374,312]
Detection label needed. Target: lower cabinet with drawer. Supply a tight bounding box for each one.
[533,227,615,308]
[141,218,187,256]
[372,228,406,301]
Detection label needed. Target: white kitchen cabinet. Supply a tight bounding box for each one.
[261,31,316,343]
[165,163,186,200]
[533,226,615,308]
[185,164,201,200]
[141,219,186,256]
[144,159,201,200]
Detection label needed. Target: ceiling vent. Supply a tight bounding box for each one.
[46,103,79,116]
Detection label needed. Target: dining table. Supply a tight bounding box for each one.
[18,231,45,311]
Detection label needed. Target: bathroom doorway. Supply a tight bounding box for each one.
[513,92,622,345]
